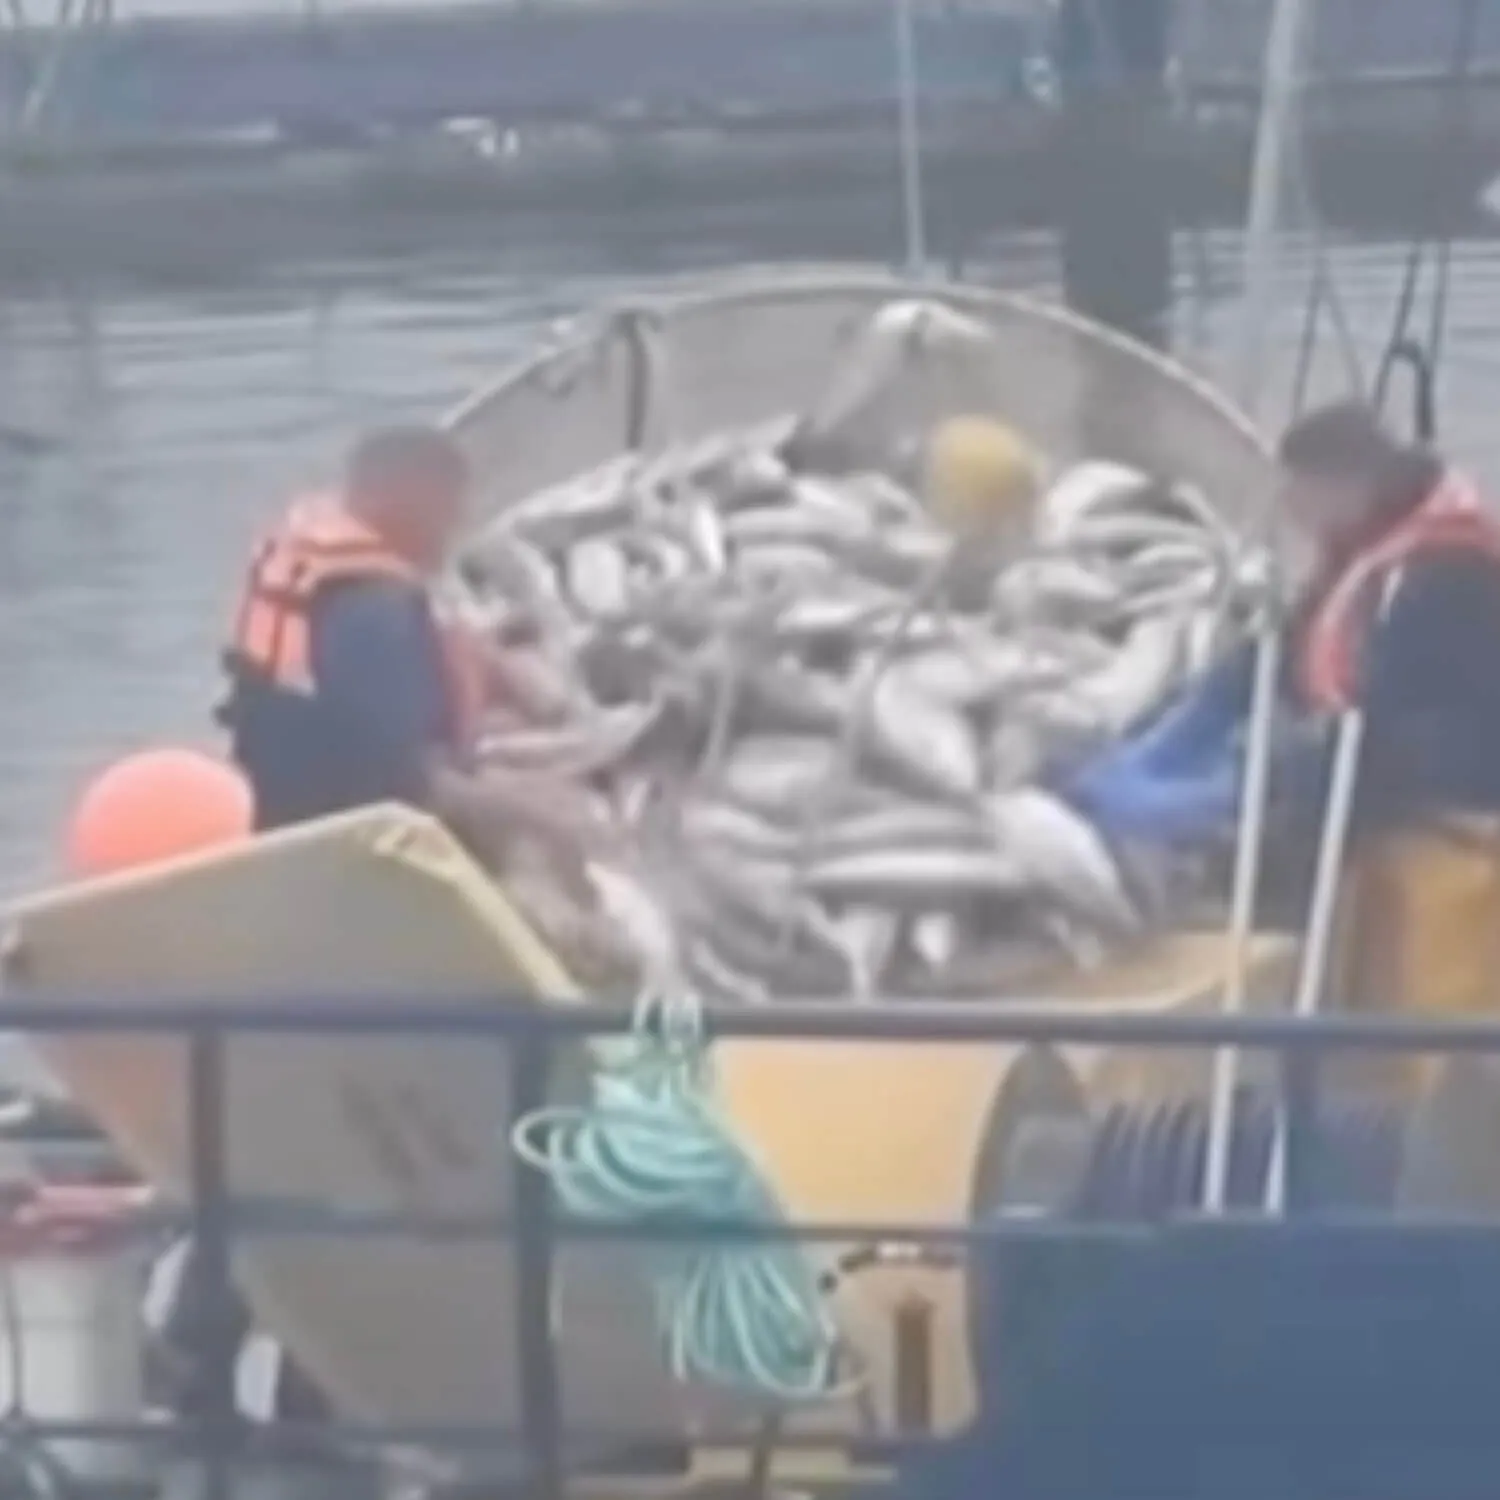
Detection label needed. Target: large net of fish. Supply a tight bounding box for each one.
[453,301,1273,1003]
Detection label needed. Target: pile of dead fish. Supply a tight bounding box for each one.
[456,318,1269,1001]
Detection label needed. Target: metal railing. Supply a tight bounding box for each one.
[10,994,1500,1499]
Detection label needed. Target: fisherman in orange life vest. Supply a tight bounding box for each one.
[219,424,608,856]
[183,426,608,1435]
[1066,400,1500,1016]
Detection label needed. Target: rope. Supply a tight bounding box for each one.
[511,985,855,1403]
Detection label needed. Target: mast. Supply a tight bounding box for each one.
[1201,0,1315,1214]
[892,0,928,274]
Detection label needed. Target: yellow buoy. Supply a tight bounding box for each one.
[924,415,1044,539]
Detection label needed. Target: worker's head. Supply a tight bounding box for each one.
[1277,401,1441,561]
[923,416,1044,545]
[344,425,471,574]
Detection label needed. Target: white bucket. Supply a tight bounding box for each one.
[0,1186,150,1486]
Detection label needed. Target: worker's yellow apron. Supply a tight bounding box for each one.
[1333,817,1500,1090]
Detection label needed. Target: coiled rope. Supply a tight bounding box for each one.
[511,985,855,1402]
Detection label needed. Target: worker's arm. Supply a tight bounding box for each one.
[477,639,576,726]
[313,583,612,857]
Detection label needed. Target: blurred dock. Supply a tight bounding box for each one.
[1,0,1499,278]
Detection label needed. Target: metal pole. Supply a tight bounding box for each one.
[1234,0,1314,414]
[892,0,927,275]
[1200,0,1315,1213]
[187,1027,236,1500]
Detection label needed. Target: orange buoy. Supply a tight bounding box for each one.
[65,748,253,880]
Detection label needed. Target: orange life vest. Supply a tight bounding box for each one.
[225,495,486,755]
[1297,472,1500,715]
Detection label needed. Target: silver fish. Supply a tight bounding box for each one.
[802,848,1029,906]
[502,465,637,551]
[1036,461,1155,546]
[715,736,843,814]
[1066,613,1186,738]
[456,337,1268,999]
[726,507,864,551]
[565,536,632,618]
[736,543,842,584]
[984,787,1139,938]
[480,696,669,777]
[866,668,981,801]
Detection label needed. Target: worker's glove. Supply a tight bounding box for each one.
[1063,757,1241,846]
[1125,641,1257,779]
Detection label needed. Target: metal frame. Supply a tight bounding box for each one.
[7,995,1500,1499]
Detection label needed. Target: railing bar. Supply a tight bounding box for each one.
[49,1199,1500,1245]
[5,996,1500,1051]
[186,1025,237,1500]
[509,1027,563,1500]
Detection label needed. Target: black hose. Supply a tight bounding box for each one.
[1370,0,1483,443]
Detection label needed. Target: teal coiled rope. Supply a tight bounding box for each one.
[511,988,855,1401]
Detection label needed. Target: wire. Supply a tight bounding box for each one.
[1371,0,1481,438]
[1200,0,1315,1216]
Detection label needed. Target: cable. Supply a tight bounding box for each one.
[511,985,856,1403]
[1371,0,1481,439]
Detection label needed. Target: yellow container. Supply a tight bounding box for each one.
[4,805,1296,1453]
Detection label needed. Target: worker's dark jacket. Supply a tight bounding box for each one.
[1189,530,1500,880]
[221,577,453,830]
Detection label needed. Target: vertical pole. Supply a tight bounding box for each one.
[1054,0,1174,350]
[892,0,927,275]
[510,1024,561,1500]
[1199,0,1316,1215]
[187,1026,236,1500]
[1233,0,1315,415]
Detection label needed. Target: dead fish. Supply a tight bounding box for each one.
[866,668,981,800]
[1065,512,1214,557]
[986,717,1050,790]
[680,491,730,575]
[686,936,770,1003]
[910,910,962,972]
[838,471,927,526]
[697,446,794,512]
[736,543,842,584]
[802,848,1029,906]
[480,696,669,776]
[789,474,888,527]
[735,660,852,736]
[993,555,1124,625]
[565,535,632,617]
[681,798,795,860]
[1067,613,1185,736]
[689,796,989,865]
[984,787,1139,937]
[826,906,903,998]
[836,525,948,591]
[453,333,1270,998]
[726,507,865,551]
[771,591,893,647]
[1035,462,1153,543]
[502,467,636,551]
[715,736,842,814]
[816,804,991,856]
